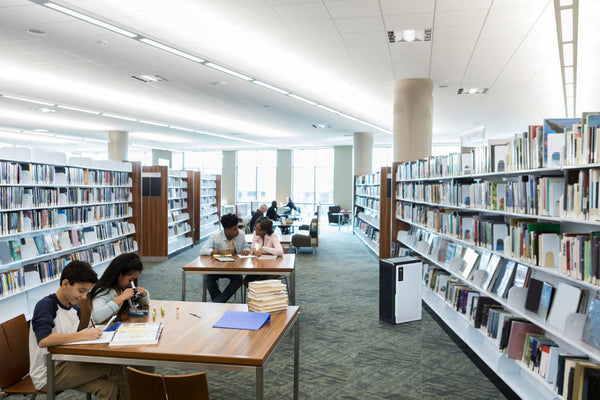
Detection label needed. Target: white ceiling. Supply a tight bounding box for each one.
[0,0,599,154]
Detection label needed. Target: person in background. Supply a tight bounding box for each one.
[89,253,149,324]
[283,197,298,215]
[249,204,268,233]
[245,217,284,285]
[200,213,250,302]
[29,260,129,400]
[266,200,280,220]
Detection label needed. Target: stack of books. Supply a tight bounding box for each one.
[247,279,288,312]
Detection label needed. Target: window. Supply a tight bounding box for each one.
[172,151,184,169]
[183,151,222,174]
[431,143,460,156]
[128,150,152,165]
[293,149,333,213]
[236,150,276,202]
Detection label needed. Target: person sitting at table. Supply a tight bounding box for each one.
[245,217,284,286]
[200,213,250,303]
[29,260,129,399]
[249,204,268,233]
[282,196,299,215]
[266,200,280,220]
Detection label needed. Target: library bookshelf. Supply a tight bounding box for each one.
[353,167,391,258]
[394,148,600,399]
[0,146,137,323]
[193,172,220,242]
[140,167,193,259]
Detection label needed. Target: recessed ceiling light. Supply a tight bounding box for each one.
[457,88,488,95]
[312,124,330,129]
[131,74,166,83]
[33,128,49,132]
[34,107,56,113]
[210,81,228,87]
[96,40,108,45]
[27,29,47,36]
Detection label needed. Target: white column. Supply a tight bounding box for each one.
[353,131,374,176]
[393,79,434,162]
[221,150,236,205]
[334,145,353,210]
[108,131,128,161]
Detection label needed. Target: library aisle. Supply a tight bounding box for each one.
[53,225,517,400]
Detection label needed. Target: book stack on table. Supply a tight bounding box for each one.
[247,279,288,312]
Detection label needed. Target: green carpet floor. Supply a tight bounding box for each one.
[36,225,518,399]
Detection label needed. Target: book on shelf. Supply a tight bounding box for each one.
[546,282,582,331]
[537,282,554,321]
[524,278,544,313]
[582,298,600,350]
[505,320,545,360]
[543,117,581,167]
[491,260,516,298]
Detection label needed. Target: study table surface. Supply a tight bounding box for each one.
[46,300,300,400]
[181,254,296,305]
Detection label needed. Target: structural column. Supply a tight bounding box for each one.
[108,130,128,161]
[221,150,236,206]
[393,78,434,162]
[353,132,374,176]
[334,146,353,210]
[276,150,292,204]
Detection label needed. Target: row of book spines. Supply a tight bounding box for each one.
[0,165,129,186]
[1,206,132,236]
[355,186,380,196]
[355,221,379,242]
[425,269,599,399]
[355,172,380,186]
[0,240,137,297]
[1,224,136,265]
[406,220,600,290]
[355,198,379,210]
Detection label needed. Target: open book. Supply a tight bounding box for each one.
[109,322,163,346]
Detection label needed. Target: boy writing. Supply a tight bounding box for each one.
[29,260,129,400]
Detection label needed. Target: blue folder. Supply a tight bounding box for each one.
[212,311,271,330]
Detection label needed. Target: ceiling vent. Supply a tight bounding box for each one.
[131,74,167,83]
[388,29,432,43]
[457,88,488,95]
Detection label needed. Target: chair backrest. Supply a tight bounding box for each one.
[126,367,210,400]
[328,205,341,214]
[164,372,210,400]
[77,298,92,332]
[126,367,167,400]
[0,314,30,388]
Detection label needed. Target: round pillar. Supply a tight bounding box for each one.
[393,79,434,162]
[108,131,129,161]
[354,131,374,176]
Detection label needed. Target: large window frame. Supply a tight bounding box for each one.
[236,150,276,203]
[292,148,334,214]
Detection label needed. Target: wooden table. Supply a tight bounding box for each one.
[181,254,296,305]
[46,300,299,400]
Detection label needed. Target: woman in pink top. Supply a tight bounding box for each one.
[250,217,284,256]
[246,217,284,286]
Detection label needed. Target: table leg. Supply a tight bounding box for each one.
[289,271,296,305]
[202,275,207,302]
[46,353,55,400]
[256,366,264,400]
[294,319,299,400]
[181,271,186,301]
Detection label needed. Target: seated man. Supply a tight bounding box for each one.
[29,260,129,400]
[249,204,268,233]
[200,213,250,303]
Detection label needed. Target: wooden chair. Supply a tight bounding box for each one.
[126,367,210,400]
[77,297,92,332]
[0,314,92,400]
[0,314,43,399]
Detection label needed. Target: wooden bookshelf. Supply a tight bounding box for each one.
[0,147,137,323]
[140,167,193,259]
[353,166,391,258]
[395,142,600,399]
